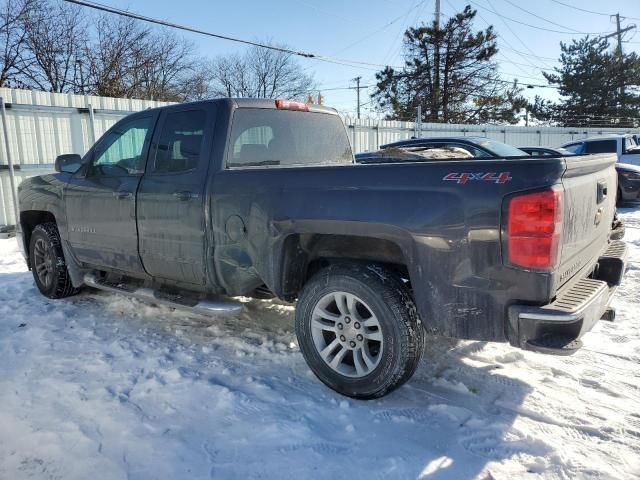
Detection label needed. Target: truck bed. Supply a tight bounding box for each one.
[211,153,618,342]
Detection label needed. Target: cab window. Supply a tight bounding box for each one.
[152,110,206,173]
[91,116,153,176]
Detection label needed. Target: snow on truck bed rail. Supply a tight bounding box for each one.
[1,210,640,479]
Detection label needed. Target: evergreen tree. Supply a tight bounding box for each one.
[538,36,640,127]
[372,6,527,124]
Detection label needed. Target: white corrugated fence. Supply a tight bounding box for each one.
[1,87,638,226]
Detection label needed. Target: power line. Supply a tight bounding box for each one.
[381,0,431,66]
[484,0,555,70]
[548,0,640,22]
[65,0,560,94]
[500,71,549,82]
[445,0,555,73]
[497,57,555,72]
[63,0,405,72]
[467,0,615,35]
[64,0,317,57]
[499,44,557,62]
[500,0,583,34]
[432,1,558,89]
[333,0,430,55]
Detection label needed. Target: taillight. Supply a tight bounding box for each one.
[275,99,309,111]
[507,189,563,270]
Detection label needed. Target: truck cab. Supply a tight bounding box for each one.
[562,134,640,166]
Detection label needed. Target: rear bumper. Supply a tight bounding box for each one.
[508,240,627,355]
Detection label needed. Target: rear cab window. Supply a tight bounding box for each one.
[585,140,617,154]
[227,108,353,168]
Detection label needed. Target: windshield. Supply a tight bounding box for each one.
[472,138,529,157]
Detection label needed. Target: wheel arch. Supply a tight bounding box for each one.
[20,210,57,266]
[276,233,411,301]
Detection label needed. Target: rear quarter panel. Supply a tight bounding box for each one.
[210,158,566,341]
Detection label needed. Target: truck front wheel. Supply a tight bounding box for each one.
[29,223,78,299]
[295,263,424,399]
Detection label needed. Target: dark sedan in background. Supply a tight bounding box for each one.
[355,136,530,163]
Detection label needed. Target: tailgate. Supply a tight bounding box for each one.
[556,153,617,289]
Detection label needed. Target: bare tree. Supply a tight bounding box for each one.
[173,62,213,101]
[0,0,35,87]
[131,30,197,101]
[17,0,86,92]
[83,17,199,101]
[249,46,315,99]
[0,2,312,102]
[83,15,153,97]
[206,44,315,100]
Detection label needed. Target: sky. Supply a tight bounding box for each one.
[90,0,640,118]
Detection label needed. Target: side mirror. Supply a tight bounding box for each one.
[54,154,82,174]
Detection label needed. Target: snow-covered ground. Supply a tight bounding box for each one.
[1,210,639,480]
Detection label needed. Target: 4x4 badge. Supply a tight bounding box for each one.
[443,172,512,185]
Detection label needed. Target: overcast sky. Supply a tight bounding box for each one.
[99,0,640,117]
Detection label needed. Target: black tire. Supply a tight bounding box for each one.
[617,188,623,207]
[29,222,79,299]
[295,263,424,399]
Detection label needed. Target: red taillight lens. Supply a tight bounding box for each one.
[507,189,563,269]
[275,99,309,111]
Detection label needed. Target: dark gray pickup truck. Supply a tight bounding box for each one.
[17,98,627,398]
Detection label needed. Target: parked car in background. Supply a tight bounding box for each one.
[615,163,640,205]
[519,145,640,207]
[561,135,640,166]
[518,146,575,157]
[355,136,530,163]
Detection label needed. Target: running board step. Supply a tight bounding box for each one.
[83,273,244,317]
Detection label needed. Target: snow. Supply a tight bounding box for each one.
[1,209,640,479]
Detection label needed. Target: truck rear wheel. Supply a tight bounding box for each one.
[29,223,78,299]
[295,263,424,399]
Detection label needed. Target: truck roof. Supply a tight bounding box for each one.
[141,98,339,116]
[573,134,633,143]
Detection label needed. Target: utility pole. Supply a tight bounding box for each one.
[615,13,624,100]
[433,0,441,122]
[354,76,362,119]
[601,14,635,103]
[615,13,623,57]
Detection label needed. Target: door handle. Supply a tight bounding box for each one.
[114,190,133,199]
[173,191,198,201]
